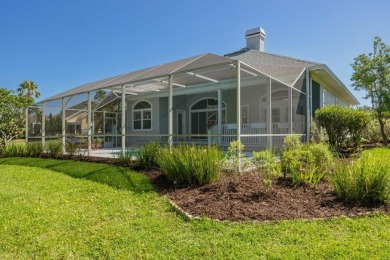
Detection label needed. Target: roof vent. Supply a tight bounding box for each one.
[245,27,266,52]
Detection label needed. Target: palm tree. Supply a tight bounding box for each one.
[17,80,40,100]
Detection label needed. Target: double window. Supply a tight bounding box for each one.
[133,101,152,130]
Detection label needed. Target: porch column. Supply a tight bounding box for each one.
[217,88,222,145]
[121,85,126,153]
[288,87,293,134]
[87,91,92,156]
[236,61,241,172]
[41,102,45,150]
[168,75,173,148]
[305,69,311,143]
[266,78,272,149]
[25,108,28,143]
[62,97,66,153]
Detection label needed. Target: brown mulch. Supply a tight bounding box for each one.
[3,152,388,222]
[143,170,389,222]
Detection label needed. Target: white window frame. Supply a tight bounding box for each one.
[132,100,152,131]
[67,122,82,135]
[189,97,227,135]
[241,104,249,125]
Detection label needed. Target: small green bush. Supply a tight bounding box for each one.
[157,145,221,186]
[315,106,370,150]
[137,142,162,169]
[281,143,334,187]
[26,142,43,157]
[363,114,390,143]
[221,140,252,174]
[45,140,63,158]
[253,150,281,191]
[310,120,328,144]
[3,141,26,157]
[282,134,302,151]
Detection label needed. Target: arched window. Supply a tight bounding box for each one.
[190,98,226,138]
[133,101,152,130]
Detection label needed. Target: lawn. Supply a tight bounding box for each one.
[0,157,389,259]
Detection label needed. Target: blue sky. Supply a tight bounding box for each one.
[1,0,389,106]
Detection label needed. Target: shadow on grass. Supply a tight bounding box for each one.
[0,157,155,194]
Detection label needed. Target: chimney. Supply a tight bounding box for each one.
[245,27,266,52]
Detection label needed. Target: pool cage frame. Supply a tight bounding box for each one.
[26,57,310,170]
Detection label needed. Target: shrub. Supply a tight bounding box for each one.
[282,134,302,151]
[26,141,43,157]
[137,142,162,169]
[3,141,26,157]
[65,140,78,156]
[157,145,221,186]
[331,150,390,204]
[310,120,328,144]
[45,140,63,157]
[315,106,370,151]
[281,143,334,187]
[221,140,252,174]
[363,113,390,143]
[253,150,281,191]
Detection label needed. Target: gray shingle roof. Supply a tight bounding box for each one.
[226,49,322,86]
[40,48,357,105]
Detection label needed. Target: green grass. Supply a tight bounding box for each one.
[0,158,390,258]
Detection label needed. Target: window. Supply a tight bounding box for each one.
[67,122,81,134]
[133,101,152,130]
[241,105,249,124]
[272,108,280,123]
[190,98,226,139]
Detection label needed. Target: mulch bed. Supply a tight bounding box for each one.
[3,152,388,222]
[143,170,389,222]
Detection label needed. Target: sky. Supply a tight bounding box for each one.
[1,0,390,107]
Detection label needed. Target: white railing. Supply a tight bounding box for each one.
[208,122,305,147]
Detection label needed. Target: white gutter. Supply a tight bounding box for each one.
[308,65,359,105]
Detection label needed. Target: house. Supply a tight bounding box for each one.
[27,27,358,155]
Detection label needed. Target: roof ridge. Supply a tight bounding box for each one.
[170,53,207,73]
[247,49,322,66]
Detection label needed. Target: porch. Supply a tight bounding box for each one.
[27,53,309,158]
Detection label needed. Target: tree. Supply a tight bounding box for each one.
[0,88,32,148]
[351,37,390,146]
[17,80,40,101]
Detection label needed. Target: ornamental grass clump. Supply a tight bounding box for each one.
[137,142,162,169]
[3,141,26,157]
[45,140,63,158]
[331,150,390,204]
[157,144,221,186]
[26,141,43,157]
[65,140,78,156]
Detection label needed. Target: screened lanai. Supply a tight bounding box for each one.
[27,53,308,157]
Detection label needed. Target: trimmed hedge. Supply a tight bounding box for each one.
[315,106,370,150]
